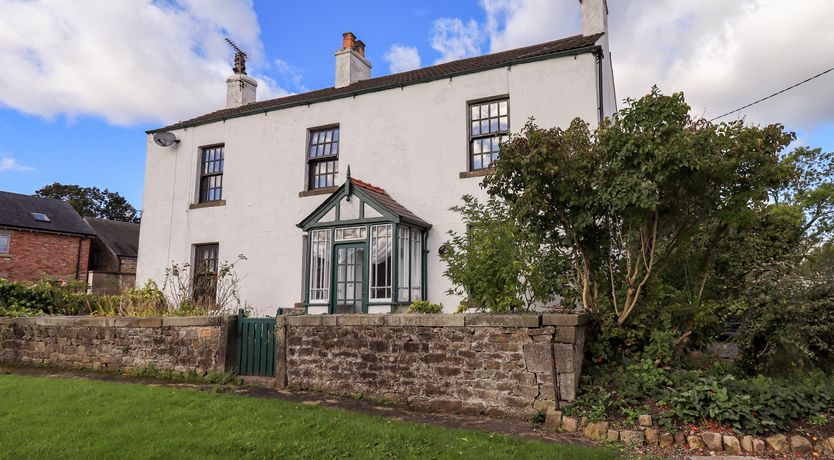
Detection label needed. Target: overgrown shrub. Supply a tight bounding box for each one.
[570,361,834,434]
[734,254,834,375]
[0,278,89,316]
[440,196,564,312]
[0,270,242,318]
[406,300,443,314]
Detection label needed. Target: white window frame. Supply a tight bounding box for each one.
[369,224,392,302]
[410,229,422,300]
[308,229,332,304]
[0,233,9,254]
[397,227,410,300]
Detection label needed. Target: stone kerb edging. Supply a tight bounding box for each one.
[0,316,226,328]
[286,313,589,328]
[545,410,834,457]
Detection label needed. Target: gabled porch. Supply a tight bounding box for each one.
[298,169,431,314]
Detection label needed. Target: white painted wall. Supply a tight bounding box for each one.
[137,48,611,315]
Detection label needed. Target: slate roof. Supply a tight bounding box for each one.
[84,217,140,258]
[151,33,603,133]
[0,191,96,236]
[350,178,431,229]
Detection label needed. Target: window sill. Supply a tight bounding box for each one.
[299,187,338,198]
[459,168,495,179]
[189,199,226,210]
[0,253,11,258]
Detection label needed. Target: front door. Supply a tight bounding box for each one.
[331,243,367,313]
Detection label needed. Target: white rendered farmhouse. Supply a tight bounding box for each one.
[137,0,617,315]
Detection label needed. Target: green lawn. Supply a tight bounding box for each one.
[0,374,616,459]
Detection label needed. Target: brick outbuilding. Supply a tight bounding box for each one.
[0,191,95,283]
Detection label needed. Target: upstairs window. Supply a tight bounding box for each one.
[0,234,9,254]
[308,127,339,190]
[199,145,224,203]
[469,98,509,171]
[193,243,219,305]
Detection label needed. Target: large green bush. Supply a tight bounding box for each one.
[0,279,90,316]
[0,279,171,317]
[733,250,834,375]
[440,196,564,312]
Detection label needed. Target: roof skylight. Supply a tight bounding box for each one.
[31,212,51,222]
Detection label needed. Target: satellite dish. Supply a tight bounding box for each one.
[153,131,179,147]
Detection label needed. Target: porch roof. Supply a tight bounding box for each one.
[298,173,431,231]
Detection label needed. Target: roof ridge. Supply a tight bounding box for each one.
[0,190,65,203]
[152,33,602,133]
[350,177,387,195]
[85,216,138,226]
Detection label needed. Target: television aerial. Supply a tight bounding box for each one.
[153,131,179,147]
[225,38,248,75]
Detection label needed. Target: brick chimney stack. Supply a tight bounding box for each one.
[335,32,372,88]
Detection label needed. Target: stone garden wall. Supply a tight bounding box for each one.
[0,316,234,374]
[278,313,588,418]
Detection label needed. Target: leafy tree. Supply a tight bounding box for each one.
[734,249,834,375]
[775,146,834,243]
[481,87,795,327]
[35,183,139,223]
[440,196,564,311]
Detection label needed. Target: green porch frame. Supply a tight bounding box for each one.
[298,168,431,313]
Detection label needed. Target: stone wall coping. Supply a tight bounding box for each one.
[0,315,228,328]
[464,314,541,327]
[283,313,587,328]
[161,316,223,327]
[385,314,466,327]
[541,313,589,326]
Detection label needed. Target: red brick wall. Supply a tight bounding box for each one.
[0,229,91,283]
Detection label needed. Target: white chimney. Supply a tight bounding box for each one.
[579,0,608,36]
[335,32,371,88]
[226,47,257,108]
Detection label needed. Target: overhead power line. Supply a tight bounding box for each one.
[709,65,834,122]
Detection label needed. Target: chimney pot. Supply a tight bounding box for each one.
[342,32,356,50]
[354,40,365,57]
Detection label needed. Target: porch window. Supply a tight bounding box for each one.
[193,243,218,304]
[370,224,392,300]
[469,98,509,171]
[410,229,422,300]
[397,227,423,302]
[308,127,339,190]
[309,229,332,303]
[397,227,410,300]
[198,145,224,203]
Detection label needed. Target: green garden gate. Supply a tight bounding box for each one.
[236,309,276,377]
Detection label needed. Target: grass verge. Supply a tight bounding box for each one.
[0,374,616,459]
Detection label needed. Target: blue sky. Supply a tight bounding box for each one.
[2,0,833,208]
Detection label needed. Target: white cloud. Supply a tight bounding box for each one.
[383,45,422,73]
[438,0,834,131]
[430,18,483,64]
[273,58,307,93]
[482,0,577,53]
[0,155,34,173]
[0,0,289,126]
